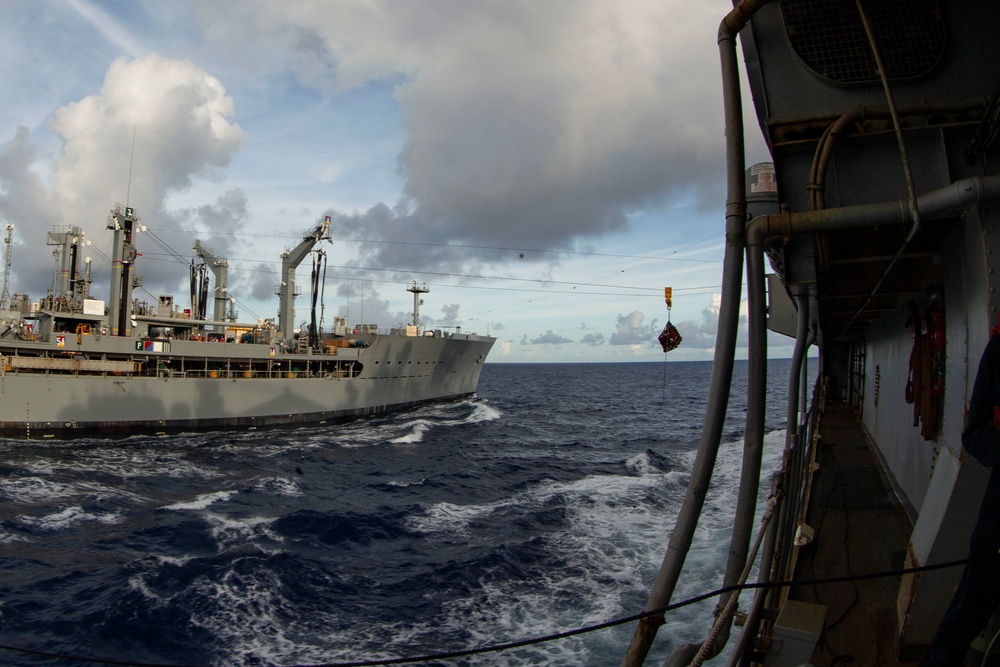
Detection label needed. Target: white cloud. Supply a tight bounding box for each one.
[195,0,732,273]
[610,310,660,346]
[0,54,244,299]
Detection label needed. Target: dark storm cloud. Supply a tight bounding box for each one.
[198,1,731,274]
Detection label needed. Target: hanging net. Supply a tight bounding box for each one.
[658,322,682,353]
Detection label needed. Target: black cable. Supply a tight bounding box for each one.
[810,454,859,665]
[0,552,995,667]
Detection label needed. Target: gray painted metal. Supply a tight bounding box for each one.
[0,332,494,439]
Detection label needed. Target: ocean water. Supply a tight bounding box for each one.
[0,358,808,666]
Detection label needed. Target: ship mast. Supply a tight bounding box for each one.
[107,204,139,336]
[407,280,429,328]
[1,224,13,311]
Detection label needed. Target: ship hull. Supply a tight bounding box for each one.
[0,333,494,439]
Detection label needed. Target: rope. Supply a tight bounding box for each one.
[0,552,995,667]
[662,304,670,400]
[691,493,779,666]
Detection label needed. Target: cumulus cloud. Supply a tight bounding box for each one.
[609,310,660,346]
[529,330,573,345]
[670,294,749,352]
[581,332,606,346]
[440,303,461,323]
[49,55,243,228]
[0,54,244,302]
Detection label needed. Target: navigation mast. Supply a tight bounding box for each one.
[107,204,139,336]
[408,280,430,328]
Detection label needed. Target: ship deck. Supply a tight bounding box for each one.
[789,400,998,666]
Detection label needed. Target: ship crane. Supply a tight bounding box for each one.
[192,240,230,330]
[277,215,330,342]
[1,224,13,311]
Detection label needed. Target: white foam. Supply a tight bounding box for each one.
[468,400,502,423]
[175,564,304,666]
[386,477,427,488]
[12,446,222,482]
[389,421,431,444]
[202,512,283,548]
[321,398,502,449]
[0,530,25,544]
[163,490,237,511]
[18,505,121,531]
[0,476,76,502]
[397,432,792,663]
[254,477,302,496]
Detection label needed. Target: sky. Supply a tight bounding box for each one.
[0,0,787,363]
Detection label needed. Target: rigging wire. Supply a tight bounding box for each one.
[92,225,727,329]
[142,228,726,265]
[661,288,673,400]
[67,223,726,333]
[132,251,725,303]
[135,250,682,295]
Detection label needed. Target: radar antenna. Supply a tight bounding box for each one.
[1,224,12,310]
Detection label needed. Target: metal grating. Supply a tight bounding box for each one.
[781,0,945,83]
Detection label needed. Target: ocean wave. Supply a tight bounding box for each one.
[253,476,302,496]
[0,529,26,544]
[624,449,673,476]
[202,512,283,549]
[163,490,238,511]
[389,420,431,444]
[16,505,122,531]
[0,476,78,502]
[0,360,808,666]
[384,477,428,488]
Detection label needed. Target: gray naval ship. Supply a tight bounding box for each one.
[0,206,494,439]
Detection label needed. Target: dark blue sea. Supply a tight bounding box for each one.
[0,359,809,666]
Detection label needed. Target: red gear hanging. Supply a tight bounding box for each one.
[658,322,682,353]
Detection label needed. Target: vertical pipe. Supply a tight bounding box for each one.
[618,3,771,664]
[716,232,770,643]
[666,217,771,666]
[773,292,810,590]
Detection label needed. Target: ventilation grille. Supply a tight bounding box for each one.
[780,0,945,83]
